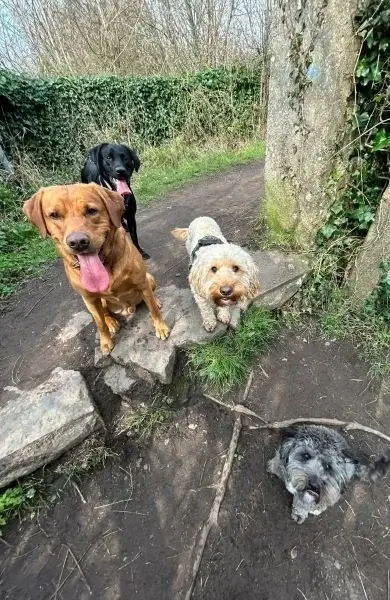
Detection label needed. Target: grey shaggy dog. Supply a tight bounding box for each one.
[268,425,390,524]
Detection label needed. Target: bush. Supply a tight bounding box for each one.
[0,66,261,168]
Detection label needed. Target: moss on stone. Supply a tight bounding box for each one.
[263,179,298,249]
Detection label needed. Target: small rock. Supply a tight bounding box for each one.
[143,464,149,471]
[164,439,169,446]
[103,365,136,397]
[188,423,197,430]
[290,547,298,560]
[136,458,142,468]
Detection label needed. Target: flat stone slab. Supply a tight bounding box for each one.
[57,310,92,343]
[102,250,309,387]
[252,250,309,309]
[0,368,102,489]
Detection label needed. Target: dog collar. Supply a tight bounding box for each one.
[189,235,224,269]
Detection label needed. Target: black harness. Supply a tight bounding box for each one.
[189,236,224,270]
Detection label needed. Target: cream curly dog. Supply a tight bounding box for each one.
[171,217,260,331]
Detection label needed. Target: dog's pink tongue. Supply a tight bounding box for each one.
[77,252,109,293]
[115,179,131,195]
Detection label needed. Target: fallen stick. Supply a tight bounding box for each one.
[248,417,390,444]
[204,394,390,444]
[203,394,390,442]
[184,371,253,600]
[68,546,93,596]
[184,415,242,600]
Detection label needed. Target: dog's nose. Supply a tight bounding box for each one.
[115,167,126,178]
[66,232,90,252]
[308,478,321,495]
[220,285,233,297]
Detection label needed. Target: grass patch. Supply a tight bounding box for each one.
[187,307,278,393]
[0,237,56,298]
[318,296,390,379]
[293,265,390,381]
[0,138,264,299]
[0,435,114,532]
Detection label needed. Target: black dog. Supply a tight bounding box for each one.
[81,143,150,259]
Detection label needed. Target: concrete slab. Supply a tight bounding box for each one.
[0,368,102,488]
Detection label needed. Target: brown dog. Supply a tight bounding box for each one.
[23,183,169,353]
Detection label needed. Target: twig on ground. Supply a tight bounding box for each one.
[11,354,22,385]
[94,498,132,509]
[24,285,55,317]
[203,391,390,443]
[161,256,188,275]
[184,414,242,600]
[249,417,390,443]
[67,546,93,596]
[0,536,12,548]
[356,564,369,600]
[204,393,267,424]
[50,530,121,600]
[53,547,69,600]
[184,371,254,600]
[71,480,86,504]
[258,363,270,379]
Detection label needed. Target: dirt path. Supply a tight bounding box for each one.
[1,161,390,600]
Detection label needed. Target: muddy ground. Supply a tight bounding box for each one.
[1,162,389,600]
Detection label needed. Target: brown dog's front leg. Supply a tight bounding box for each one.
[83,297,114,354]
[141,281,169,340]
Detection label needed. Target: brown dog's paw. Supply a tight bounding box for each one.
[100,337,114,355]
[105,315,120,334]
[155,297,162,309]
[154,320,169,340]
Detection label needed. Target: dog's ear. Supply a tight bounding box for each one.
[23,189,49,237]
[90,183,123,228]
[278,427,299,465]
[124,146,140,172]
[88,144,105,166]
[171,228,189,241]
[81,144,106,184]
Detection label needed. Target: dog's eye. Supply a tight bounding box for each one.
[86,207,98,216]
[232,265,240,273]
[324,462,333,472]
[301,452,311,461]
[49,211,61,220]
[211,266,218,273]
[106,154,113,161]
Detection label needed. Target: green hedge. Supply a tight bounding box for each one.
[0,66,261,167]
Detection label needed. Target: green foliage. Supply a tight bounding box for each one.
[364,260,390,322]
[187,308,278,392]
[315,0,389,285]
[0,66,261,168]
[0,485,31,527]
